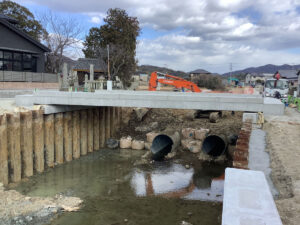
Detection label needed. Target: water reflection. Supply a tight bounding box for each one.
[131,163,224,202]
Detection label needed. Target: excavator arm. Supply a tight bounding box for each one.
[148,71,201,92]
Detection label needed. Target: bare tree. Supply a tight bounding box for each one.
[40,11,83,73]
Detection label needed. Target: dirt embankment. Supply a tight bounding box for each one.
[119,108,242,163]
[264,108,300,225]
[0,183,82,225]
[119,108,242,141]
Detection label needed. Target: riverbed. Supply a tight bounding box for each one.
[14,149,225,225]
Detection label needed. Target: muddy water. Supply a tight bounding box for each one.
[14,149,225,225]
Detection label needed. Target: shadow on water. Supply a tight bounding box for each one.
[14,149,225,225]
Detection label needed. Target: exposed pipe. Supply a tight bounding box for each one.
[150,130,180,161]
[202,135,227,157]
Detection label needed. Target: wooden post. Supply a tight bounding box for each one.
[105,107,111,142]
[32,110,44,173]
[54,113,64,164]
[7,112,21,182]
[72,111,80,159]
[87,109,94,152]
[20,111,33,177]
[0,114,8,185]
[80,110,88,155]
[44,114,54,168]
[110,107,115,137]
[63,112,72,162]
[99,107,106,148]
[93,108,100,151]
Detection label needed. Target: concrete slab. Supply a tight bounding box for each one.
[248,129,278,197]
[222,168,282,225]
[15,90,284,115]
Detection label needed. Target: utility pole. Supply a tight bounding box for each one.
[107,44,110,80]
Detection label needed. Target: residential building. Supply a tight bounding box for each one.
[0,14,50,73]
[275,70,298,87]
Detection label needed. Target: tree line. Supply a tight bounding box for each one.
[0,0,140,86]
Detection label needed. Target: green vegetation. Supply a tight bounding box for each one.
[193,74,225,90]
[0,0,46,40]
[83,8,140,87]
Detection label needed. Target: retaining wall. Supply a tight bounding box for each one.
[0,106,121,185]
[232,120,252,169]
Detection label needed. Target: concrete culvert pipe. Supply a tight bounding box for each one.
[150,130,180,161]
[202,135,227,157]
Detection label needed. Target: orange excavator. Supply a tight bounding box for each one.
[148,71,201,92]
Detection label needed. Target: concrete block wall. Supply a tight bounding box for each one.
[232,120,252,169]
[0,106,121,185]
[0,71,58,83]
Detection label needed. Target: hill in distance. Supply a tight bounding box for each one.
[222,64,300,77]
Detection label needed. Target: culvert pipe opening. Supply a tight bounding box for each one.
[150,134,173,161]
[202,135,227,157]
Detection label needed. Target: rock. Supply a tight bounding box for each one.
[124,219,128,223]
[166,151,176,159]
[181,128,195,139]
[150,121,159,129]
[181,221,193,225]
[146,132,159,143]
[106,138,119,149]
[185,164,190,169]
[132,140,145,150]
[120,136,132,149]
[121,108,134,126]
[135,126,150,132]
[181,139,202,153]
[134,108,149,121]
[144,142,152,150]
[209,112,219,123]
[194,128,209,141]
[135,122,158,132]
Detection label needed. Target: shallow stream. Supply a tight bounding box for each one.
[14,149,225,225]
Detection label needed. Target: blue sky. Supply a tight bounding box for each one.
[14,0,300,73]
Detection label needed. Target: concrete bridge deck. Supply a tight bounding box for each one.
[15,90,284,115]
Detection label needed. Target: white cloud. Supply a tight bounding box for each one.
[90,16,101,24]
[21,0,300,72]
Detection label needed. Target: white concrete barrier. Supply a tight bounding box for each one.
[15,90,284,115]
[222,168,282,225]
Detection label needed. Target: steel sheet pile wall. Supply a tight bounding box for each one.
[0,106,118,185]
